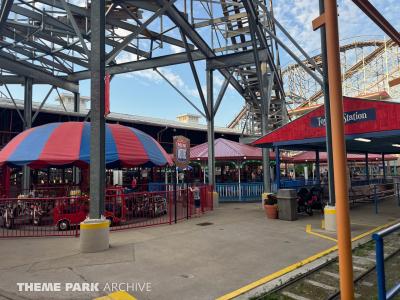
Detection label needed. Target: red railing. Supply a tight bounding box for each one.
[0,185,213,238]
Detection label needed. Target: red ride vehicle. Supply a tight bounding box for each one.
[53,191,129,230]
[53,197,89,231]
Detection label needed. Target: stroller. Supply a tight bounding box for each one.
[297,186,324,216]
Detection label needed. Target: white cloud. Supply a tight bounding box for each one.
[170,44,184,54]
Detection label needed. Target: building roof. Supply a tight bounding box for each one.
[292,151,397,163]
[254,97,400,154]
[0,97,241,135]
[190,138,290,161]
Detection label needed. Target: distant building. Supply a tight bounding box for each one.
[55,93,90,112]
[176,114,201,124]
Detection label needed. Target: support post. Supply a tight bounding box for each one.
[366,153,370,184]
[1,166,10,197]
[73,92,80,184]
[206,69,215,189]
[319,0,335,206]
[382,153,386,182]
[324,0,354,297]
[207,68,218,207]
[275,146,281,190]
[316,150,321,184]
[22,77,33,193]
[80,0,109,253]
[260,63,273,193]
[89,0,106,219]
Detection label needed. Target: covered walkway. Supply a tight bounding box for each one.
[254,97,400,190]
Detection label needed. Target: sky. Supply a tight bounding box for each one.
[4,0,400,127]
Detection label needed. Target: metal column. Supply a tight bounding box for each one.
[324,0,354,297]
[366,153,370,184]
[316,150,321,183]
[73,92,80,184]
[382,153,386,181]
[206,69,215,189]
[89,0,105,219]
[261,62,273,193]
[22,77,33,192]
[275,146,280,190]
[319,0,335,206]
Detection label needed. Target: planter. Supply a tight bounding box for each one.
[264,204,278,219]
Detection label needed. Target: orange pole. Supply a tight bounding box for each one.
[324,0,354,299]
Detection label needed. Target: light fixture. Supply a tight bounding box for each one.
[392,144,400,148]
[354,138,371,143]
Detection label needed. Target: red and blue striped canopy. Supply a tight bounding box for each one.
[0,122,172,168]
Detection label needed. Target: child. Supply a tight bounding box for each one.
[189,182,201,215]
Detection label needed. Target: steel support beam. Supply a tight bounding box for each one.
[0,0,13,28]
[318,0,335,206]
[0,55,78,92]
[22,77,32,192]
[180,29,209,119]
[261,66,274,193]
[275,146,280,190]
[366,153,370,184]
[89,0,105,219]
[352,0,400,47]
[206,69,215,190]
[213,77,230,117]
[154,0,244,96]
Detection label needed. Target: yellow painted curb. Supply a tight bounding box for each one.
[215,219,400,300]
[306,224,338,242]
[80,221,110,230]
[94,291,137,300]
[324,209,336,215]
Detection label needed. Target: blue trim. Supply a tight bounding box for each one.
[8,123,60,165]
[105,124,119,165]
[130,128,167,166]
[78,122,91,164]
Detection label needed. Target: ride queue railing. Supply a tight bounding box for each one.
[373,222,400,300]
[216,182,264,202]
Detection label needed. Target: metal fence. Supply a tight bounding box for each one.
[0,185,213,238]
[373,222,400,300]
[216,182,263,202]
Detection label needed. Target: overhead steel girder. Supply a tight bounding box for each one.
[351,0,400,47]
[69,48,263,82]
[0,55,78,92]
[35,0,193,51]
[69,50,205,81]
[0,75,44,85]
[10,4,75,34]
[0,0,13,28]
[207,50,268,70]
[153,0,244,95]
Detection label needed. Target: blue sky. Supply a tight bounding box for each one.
[5,0,400,127]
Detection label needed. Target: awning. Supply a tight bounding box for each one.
[254,97,400,154]
[0,122,173,168]
[292,151,397,163]
[190,138,290,161]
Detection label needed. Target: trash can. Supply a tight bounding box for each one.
[277,189,298,221]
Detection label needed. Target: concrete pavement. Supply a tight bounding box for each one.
[0,198,398,300]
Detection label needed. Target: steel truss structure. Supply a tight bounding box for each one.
[0,0,327,216]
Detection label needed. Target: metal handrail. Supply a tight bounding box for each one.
[373,222,400,300]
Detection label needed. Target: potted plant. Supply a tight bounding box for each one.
[264,194,278,219]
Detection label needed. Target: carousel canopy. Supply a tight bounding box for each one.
[190,138,289,161]
[292,151,397,163]
[0,122,172,168]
